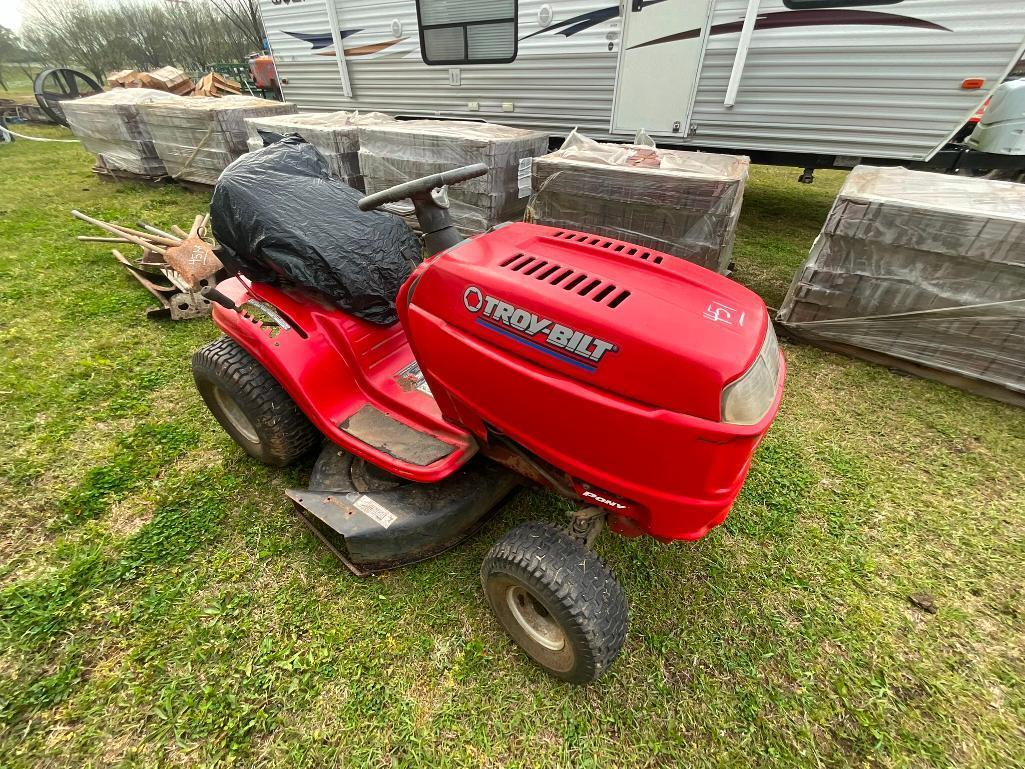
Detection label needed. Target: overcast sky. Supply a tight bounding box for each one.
[0,0,25,33]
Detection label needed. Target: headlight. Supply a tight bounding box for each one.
[721,323,781,425]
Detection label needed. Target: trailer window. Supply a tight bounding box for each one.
[415,0,517,65]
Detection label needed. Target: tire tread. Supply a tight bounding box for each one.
[192,336,319,465]
[481,521,628,683]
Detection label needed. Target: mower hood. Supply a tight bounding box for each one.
[406,222,770,423]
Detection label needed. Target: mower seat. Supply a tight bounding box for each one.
[211,138,421,326]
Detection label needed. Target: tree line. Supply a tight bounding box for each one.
[6,0,265,85]
[0,24,35,90]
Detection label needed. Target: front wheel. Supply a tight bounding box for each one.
[481,521,628,684]
[192,336,320,466]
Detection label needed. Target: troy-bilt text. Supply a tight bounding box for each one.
[464,286,618,364]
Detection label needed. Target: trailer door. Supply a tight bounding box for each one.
[260,0,353,107]
[611,0,713,136]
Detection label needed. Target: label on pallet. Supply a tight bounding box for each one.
[517,157,533,199]
[352,495,398,529]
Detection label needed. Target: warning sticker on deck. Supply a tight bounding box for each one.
[352,495,397,529]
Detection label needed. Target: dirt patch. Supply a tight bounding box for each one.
[105,499,155,539]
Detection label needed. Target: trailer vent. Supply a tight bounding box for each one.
[549,230,664,264]
[500,253,630,308]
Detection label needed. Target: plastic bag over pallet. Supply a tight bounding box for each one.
[139,95,296,185]
[358,120,549,234]
[210,137,421,326]
[777,166,1025,399]
[245,110,394,191]
[527,130,749,274]
[62,88,174,177]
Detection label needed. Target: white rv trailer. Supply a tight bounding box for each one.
[257,0,1025,174]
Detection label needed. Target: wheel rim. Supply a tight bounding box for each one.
[505,585,566,652]
[212,386,260,444]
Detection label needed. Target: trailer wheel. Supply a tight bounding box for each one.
[192,336,320,466]
[481,521,628,684]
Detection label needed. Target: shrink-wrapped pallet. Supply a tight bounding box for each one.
[245,110,394,190]
[528,131,748,274]
[777,166,1025,401]
[358,120,549,233]
[140,96,296,185]
[63,88,172,177]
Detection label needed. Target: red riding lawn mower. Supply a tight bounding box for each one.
[194,141,785,683]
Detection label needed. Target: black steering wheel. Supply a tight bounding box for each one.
[358,163,488,212]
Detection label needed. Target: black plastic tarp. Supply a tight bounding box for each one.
[210,136,420,325]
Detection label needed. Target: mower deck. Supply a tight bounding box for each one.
[288,446,520,575]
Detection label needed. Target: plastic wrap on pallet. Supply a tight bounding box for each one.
[244,110,393,191]
[777,166,1025,397]
[527,130,748,274]
[140,95,296,185]
[62,88,173,176]
[358,120,549,234]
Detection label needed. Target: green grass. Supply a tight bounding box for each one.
[0,65,37,101]
[1,125,1023,768]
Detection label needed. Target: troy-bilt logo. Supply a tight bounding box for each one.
[582,490,627,510]
[463,286,617,370]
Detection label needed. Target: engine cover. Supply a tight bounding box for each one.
[398,222,783,540]
[406,222,768,420]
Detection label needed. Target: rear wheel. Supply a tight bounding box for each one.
[192,336,320,466]
[481,521,628,683]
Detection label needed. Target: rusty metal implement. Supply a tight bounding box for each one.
[72,209,226,320]
[163,237,224,288]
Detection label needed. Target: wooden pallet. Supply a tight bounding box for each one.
[91,163,169,186]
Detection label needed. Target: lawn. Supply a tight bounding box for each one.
[1,125,1023,769]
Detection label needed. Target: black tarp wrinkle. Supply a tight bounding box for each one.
[210,135,421,325]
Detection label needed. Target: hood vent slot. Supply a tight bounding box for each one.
[562,273,587,291]
[537,264,562,280]
[550,229,664,265]
[550,268,574,286]
[499,245,632,309]
[501,253,531,269]
[608,289,630,308]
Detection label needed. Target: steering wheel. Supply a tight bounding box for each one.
[358,163,488,212]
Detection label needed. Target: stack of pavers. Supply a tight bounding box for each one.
[359,120,549,234]
[777,165,1025,402]
[140,95,296,185]
[63,88,173,178]
[245,111,394,190]
[528,130,749,274]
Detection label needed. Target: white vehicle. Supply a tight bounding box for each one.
[258,0,1025,176]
